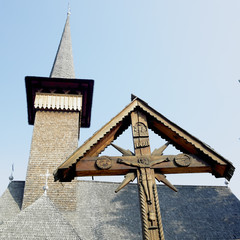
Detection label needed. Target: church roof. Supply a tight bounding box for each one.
[0,181,24,226]
[73,181,240,240]
[55,96,234,182]
[0,194,81,240]
[50,13,75,78]
[0,181,239,239]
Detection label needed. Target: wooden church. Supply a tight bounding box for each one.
[0,12,239,240]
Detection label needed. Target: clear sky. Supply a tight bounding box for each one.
[1,1,240,200]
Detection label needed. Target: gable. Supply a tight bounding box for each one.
[54,96,234,182]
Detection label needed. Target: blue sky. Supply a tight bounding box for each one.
[1,1,240,200]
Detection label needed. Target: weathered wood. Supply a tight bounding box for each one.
[130,110,164,240]
[75,155,212,177]
[84,122,123,157]
[54,97,235,240]
[55,97,234,180]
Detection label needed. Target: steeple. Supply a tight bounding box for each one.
[50,12,75,78]
[23,11,94,210]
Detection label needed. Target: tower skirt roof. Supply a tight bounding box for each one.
[25,76,94,127]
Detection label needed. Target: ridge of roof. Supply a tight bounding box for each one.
[50,14,75,78]
[54,96,234,181]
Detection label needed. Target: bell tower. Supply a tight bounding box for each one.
[22,12,94,211]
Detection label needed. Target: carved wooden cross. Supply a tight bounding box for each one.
[55,97,234,240]
[121,110,168,239]
[75,110,188,240]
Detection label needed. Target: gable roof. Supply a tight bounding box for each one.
[0,195,81,239]
[54,96,234,181]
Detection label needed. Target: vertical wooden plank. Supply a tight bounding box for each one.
[131,110,165,240]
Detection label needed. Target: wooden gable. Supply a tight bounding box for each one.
[54,96,234,182]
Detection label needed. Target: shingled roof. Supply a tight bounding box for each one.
[0,181,239,239]
[0,181,24,226]
[72,181,240,240]
[50,12,75,78]
[0,194,81,240]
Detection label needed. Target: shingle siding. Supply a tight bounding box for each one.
[22,111,79,211]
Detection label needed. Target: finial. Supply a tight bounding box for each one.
[40,170,51,196]
[67,2,71,16]
[131,94,137,101]
[9,164,14,182]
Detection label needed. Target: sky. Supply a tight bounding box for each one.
[0,1,240,200]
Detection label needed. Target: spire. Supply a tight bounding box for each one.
[50,12,75,78]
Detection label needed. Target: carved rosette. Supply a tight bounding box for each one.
[174,154,191,167]
[95,157,112,170]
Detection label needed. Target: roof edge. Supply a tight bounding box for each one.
[25,76,94,128]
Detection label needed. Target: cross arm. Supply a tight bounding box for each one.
[73,154,213,178]
[55,154,220,181]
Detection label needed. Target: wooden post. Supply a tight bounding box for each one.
[131,110,165,240]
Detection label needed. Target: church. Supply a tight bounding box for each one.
[0,10,240,240]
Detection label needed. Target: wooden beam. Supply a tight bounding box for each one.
[84,122,123,157]
[75,155,218,177]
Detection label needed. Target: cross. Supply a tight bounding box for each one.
[40,169,51,196]
[55,101,233,240]
[74,110,189,240]
[67,2,71,16]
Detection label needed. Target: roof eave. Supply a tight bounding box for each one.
[25,76,94,128]
[54,96,235,181]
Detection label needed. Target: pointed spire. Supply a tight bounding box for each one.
[50,11,75,78]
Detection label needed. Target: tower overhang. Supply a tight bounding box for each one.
[25,76,94,127]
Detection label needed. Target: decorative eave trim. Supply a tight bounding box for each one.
[34,93,82,111]
[25,76,94,127]
[54,96,234,181]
